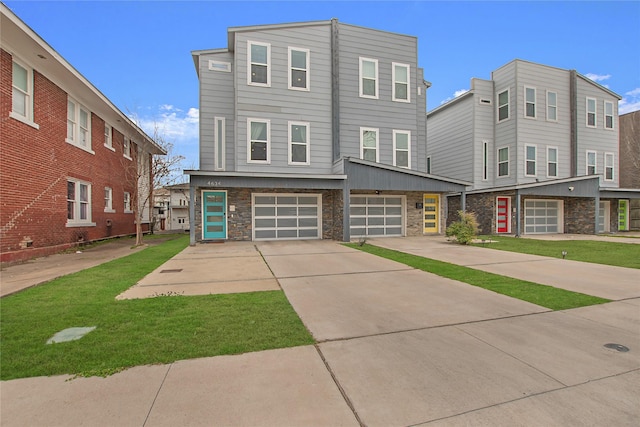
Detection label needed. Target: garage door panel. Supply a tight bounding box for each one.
[350,195,404,238]
[253,193,321,241]
[524,200,562,234]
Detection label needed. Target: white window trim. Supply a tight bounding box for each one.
[482,140,489,181]
[392,62,411,103]
[604,152,615,181]
[586,97,597,128]
[123,137,132,160]
[214,117,225,170]
[497,88,510,122]
[359,57,379,99]
[10,58,39,129]
[66,178,95,227]
[104,187,115,213]
[525,144,537,177]
[247,41,271,87]
[604,101,614,130]
[360,127,379,162]
[392,129,411,168]
[497,146,510,178]
[586,150,597,175]
[247,118,271,164]
[124,191,133,213]
[546,90,558,122]
[288,121,310,165]
[288,46,310,91]
[66,97,94,153]
[524,86,536,119]
[104,124,115,151]
[208,60,231,72]
[546,146,559,178]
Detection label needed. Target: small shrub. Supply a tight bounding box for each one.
[446,211,479,245]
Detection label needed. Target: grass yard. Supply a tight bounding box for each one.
[474,236,640,269]
[0,235,313,380]
[348,243,610,311]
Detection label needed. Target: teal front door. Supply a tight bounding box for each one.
[203,191,226,239]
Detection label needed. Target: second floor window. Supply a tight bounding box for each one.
[248,119,270,163]
[289,122,310,165]
[604,101,614,129]
[498,146,509,177]
[67,98,91,150]
[361,127,379,162]
[586,150,597,175]
[547,91,557,121]
[123,137,132,159]
[12,60,34,124]
[392,63,410,102]
[498,89,509,121]
[525,145,537,176]
[359,58,378,99]
[393,130,410,168]
[104,124,113,149]
[547,147,558,178]
[586,97,597,127]
[525,87,536,118]
[604,153,614,181]
[289,47,309,90]
[249,41,270,86]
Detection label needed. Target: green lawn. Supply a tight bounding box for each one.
[0,235,313,380]
[474,236,640,269]
[347,243,609,311]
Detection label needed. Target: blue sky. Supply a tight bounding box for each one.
[6,1,640,169]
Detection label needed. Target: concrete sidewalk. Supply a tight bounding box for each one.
[1,237,639,426]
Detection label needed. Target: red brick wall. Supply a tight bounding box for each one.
[1,49,143,263]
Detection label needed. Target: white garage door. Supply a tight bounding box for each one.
[253,194,321,240]
[350,195,404,238]
[524,199,563,234]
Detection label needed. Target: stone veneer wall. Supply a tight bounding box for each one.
[446,192,515,235]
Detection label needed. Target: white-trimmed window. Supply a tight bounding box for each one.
[359,57,378,99]
[123,137,132,159]
[547,91,557,121]
[360,127,379,162]
[215,117,225,170]
[288,47,309,90]
[525,87,536,118]
[248,41,270,86]
[604,152,614,181]
[393,130,410,168]
[482,140,489,180]
[11,59,38,127]
[104,124,113,150]
[497,146,509,177]
[392,63,410,102]
[67,98,92,150]
[208,60,231,72]
[124,191,132,213]
[586,97,597,127]
[497,89,509,122]
[604,101,614,130]
[104,187,114,212]
[586,150,597,175]
[525,144,537,176]
[67,179,92,225]
[289,121,310,165]
[248,118,270,163]
[547,147,558,178]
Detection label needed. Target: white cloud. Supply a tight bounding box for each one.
[440,88,469,105]
[619,87,640,114]
[585,73,612,82]
[131,105,199,144]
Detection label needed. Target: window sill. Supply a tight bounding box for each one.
[392,98,411,103]
[65,139,95,154]
[104,144,116,152]
[66,222,97,228]
[123,154,132,161]
[124,210,133,214]
[9,112,40,129]
[359,94,379,100]
[288,86,310,92]
[104,208,116,213]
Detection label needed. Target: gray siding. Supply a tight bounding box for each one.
[471,78,495,190]
[336,23,420,170]
[492,61,518,186]
[576,76,620,187]
[233,24,333,174]
[426,95,474,183]
[416,68,427,171]
[199,51,235,171]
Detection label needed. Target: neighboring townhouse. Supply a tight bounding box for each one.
[0,4,165,263]
[427,59,639,235]
[153,184,190,231]
[619,110,640,230]
[187,19,468,243]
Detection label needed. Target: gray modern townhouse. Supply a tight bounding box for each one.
[427,60,639,235]
[187,19,469,244]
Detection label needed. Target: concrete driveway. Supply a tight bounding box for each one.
[2,238,639,426]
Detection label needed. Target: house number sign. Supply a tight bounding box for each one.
[206,180,223,186]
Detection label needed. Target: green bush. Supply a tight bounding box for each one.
[445,211,479,245]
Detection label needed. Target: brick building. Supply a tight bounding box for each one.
[1,4,164,263]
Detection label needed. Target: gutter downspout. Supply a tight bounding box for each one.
[189,182,196,246]
[515,189,521,237]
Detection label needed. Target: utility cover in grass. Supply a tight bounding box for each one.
[46,327,96,344]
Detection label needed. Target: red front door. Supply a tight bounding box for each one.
[496,197,510,233]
